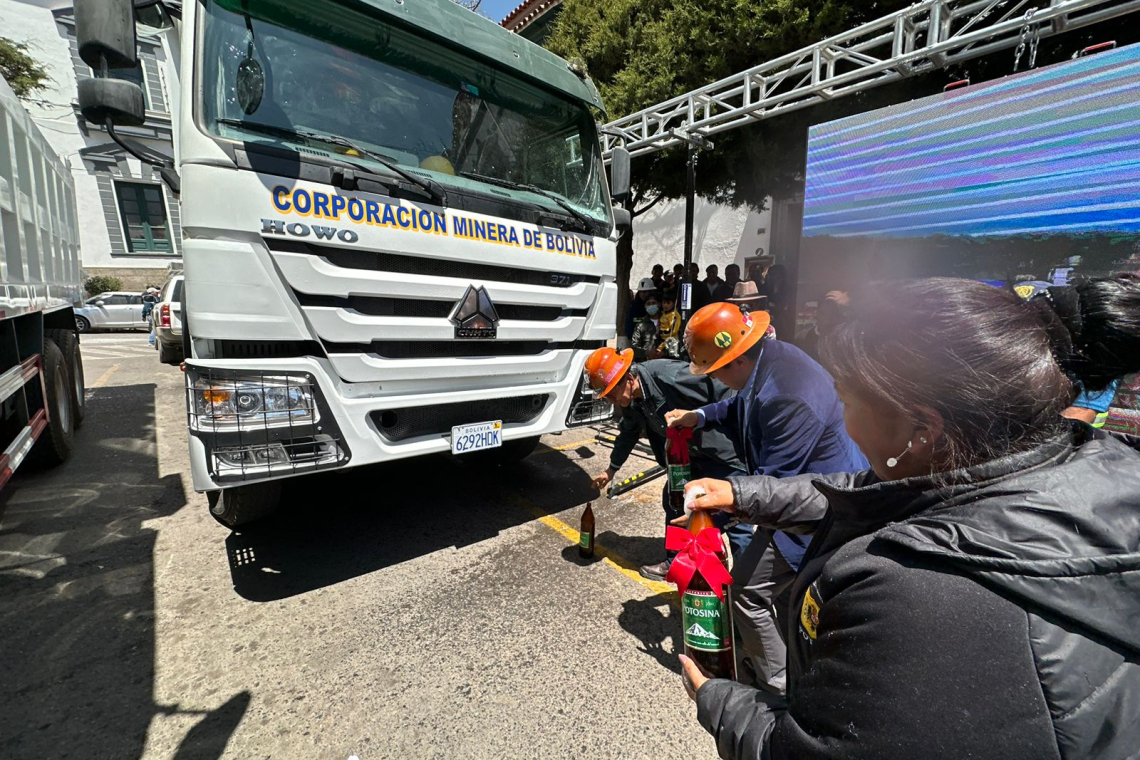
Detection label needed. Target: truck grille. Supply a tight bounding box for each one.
[295,294,571,322]
[266,239,599,288]
[371,394,549,441]
[265,238,603,383]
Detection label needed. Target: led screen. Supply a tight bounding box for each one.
[800,42,1140,433]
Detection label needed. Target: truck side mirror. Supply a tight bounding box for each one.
[75,0,145,128]
[78,78,145,127]
[610,146,631,202]
[612,205,631,237]
[76,0,138,70]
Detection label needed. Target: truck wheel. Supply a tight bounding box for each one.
[462,436,541,467]
[75,316,90,333]
[32,337,75,466]
[157,339,178,365]
[46,329,85,429]
[208,481,283,528]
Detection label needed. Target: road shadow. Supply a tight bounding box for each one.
[0,383,199,760]
[169,691,252,760]
[226,445,596,602]
[618,591,683,675]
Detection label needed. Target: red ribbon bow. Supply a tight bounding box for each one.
[665,526,733,600]
[666,426,692,465]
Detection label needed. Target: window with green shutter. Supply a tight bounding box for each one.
[115,181,172,253]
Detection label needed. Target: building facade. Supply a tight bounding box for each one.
[1,1,181,292]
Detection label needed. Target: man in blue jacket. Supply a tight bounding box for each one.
[667,303,867,692]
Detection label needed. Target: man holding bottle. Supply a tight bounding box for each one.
[583,348,751,579]
[666,303,867,692]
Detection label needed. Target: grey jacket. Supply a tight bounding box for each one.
[630,317,659,362]
[697,425,1140,760]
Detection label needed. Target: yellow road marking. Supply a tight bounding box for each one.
[531,437,598,457]
[91,364,120,388]
[510,494,677,603]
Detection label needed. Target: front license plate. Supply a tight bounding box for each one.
[451,420,503,455]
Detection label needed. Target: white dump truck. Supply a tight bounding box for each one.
[0,74,85,485]
[74,0,630,526]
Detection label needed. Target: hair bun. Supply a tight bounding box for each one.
[1038,275,1140,391]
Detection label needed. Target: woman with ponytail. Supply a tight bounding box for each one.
[677,275,1140,760]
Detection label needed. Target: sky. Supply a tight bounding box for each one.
[479,0,524,24]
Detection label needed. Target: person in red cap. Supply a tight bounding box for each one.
[583,347,749,578]
[665,302,867,692]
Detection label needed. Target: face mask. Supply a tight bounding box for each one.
[646,305,660,316]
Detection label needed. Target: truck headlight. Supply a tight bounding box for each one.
[191,375,317,428]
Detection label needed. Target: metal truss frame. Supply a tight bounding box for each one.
[601,0,1140,159]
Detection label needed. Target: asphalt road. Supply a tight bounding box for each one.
[1,333,720,760]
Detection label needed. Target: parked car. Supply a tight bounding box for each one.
[74,292,148,333]
[152,275,184,365]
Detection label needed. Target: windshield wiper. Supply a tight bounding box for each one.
[458,171,592,232]
[216,118,446,205]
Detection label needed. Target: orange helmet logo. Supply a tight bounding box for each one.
[714,331,733,348]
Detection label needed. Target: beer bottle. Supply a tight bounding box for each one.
[679,510,736,680]
[579,503,595,559]
[666,428,691,517]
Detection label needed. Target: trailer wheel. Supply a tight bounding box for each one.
[46,329,85,429]
[208,481,283,528]
[32,337,75,466]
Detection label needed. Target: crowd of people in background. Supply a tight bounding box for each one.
[624,259,797,363]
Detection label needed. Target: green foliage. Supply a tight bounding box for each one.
[0,37,51,100]
[546,0,919,208]
[85,275,124,296]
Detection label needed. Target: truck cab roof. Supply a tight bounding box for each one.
[351,0,604,113]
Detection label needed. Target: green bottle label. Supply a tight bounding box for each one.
[668,463,691,492]
[681,589,730,652]
[579,531,592,550]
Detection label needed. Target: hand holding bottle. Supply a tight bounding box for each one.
[669,479,737,525]
[665,409,699,428]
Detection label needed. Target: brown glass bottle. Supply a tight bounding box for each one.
[679,511,736,679]
[579,503,595,559]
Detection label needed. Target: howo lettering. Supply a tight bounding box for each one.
[76,0,629,527]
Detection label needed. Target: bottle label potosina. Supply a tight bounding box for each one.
[579,531,592,550]
[681,589,730,651]
[668,463,691,492]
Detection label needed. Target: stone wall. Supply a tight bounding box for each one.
[84,267,178,293]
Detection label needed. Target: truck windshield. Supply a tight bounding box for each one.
[199,0,610,226]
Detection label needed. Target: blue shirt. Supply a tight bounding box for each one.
[1072,380,1120,414]
[696,339,869,568]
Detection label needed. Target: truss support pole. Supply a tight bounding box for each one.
[671,129,713,323]
[683,143,697,321]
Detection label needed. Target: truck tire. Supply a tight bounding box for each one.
[207,481,283,528]
[45,328,85,429]
[32,336,75,466]
[157,339,179,365]
[461,435,540,467]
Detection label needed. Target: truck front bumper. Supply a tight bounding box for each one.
[186,351,607,492]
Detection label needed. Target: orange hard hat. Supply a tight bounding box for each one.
[685,303,770,375]
[584,347,634,397]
